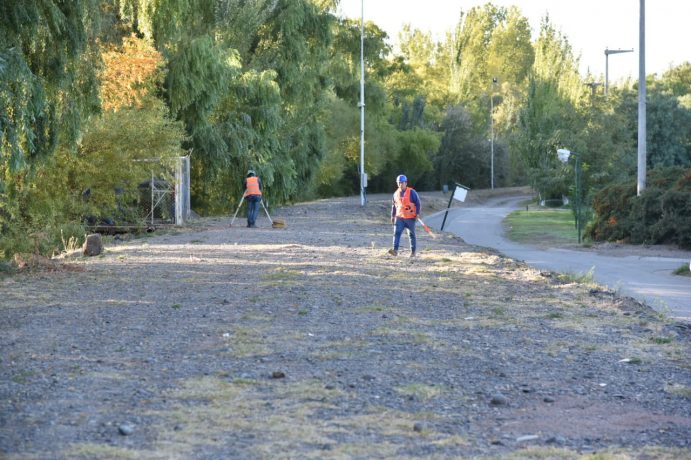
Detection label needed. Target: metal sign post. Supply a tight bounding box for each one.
[440,183,469,231]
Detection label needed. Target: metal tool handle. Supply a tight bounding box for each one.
[229,194,246,226]
[260,199,273,225]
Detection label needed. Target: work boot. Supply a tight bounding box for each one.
[409,252,416,258]
[388,249,398,256]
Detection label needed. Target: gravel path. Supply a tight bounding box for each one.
[1,194,690,459]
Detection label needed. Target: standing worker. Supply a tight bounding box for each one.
[244,170,262,228]
[389,174,421,257]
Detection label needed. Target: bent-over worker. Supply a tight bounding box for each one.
[244,170,262,228]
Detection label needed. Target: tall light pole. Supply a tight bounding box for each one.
[359,0,366,206]
[557,148,582,244]
[637,0,646,195]
[490,77,497,189]
[604,48,633,96]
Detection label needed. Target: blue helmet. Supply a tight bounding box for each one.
[396,174,408,183]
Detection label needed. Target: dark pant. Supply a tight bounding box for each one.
[393,217,416,253]
[246,195,260,226]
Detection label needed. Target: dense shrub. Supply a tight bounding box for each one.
[588,167,691,248]
[0,37,185,260]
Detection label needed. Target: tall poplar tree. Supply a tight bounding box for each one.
[511,15,585,197]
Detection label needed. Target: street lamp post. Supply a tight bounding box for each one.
[604,47,633,96]
[557,148,582,244]
[638,0,647,195]
[359,0,366,206]
[490,77,497,189]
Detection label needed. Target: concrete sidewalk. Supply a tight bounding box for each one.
[426,195,691,320]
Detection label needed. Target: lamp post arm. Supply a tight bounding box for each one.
[604,48,633,96]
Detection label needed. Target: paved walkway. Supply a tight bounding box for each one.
[425,195,691,320]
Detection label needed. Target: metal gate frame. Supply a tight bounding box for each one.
[138,155,191,226]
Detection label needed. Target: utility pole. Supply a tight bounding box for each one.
[638,0,646,195]
[604,48,633,96]
[490,77,497,189]
[359,0,366,206]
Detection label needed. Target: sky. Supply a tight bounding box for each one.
[335,0,691,83]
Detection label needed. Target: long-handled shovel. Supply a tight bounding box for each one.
[417,216,437,239]
[229,195,245,227]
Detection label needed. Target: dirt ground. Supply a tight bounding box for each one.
[1,194,690,459]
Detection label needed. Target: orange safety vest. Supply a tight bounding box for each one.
[245,176,262,196]
[394,188,417,219]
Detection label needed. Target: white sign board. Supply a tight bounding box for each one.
[452,185,468,202]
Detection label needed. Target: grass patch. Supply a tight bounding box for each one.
[673,263,690,277]
[172,376,247,402]
[260,267,302,287]
[664,383,691,398]
[503,447,579,459]
[395,383,443,400]
[491,307,507,317]
[556,267,596,285]
[223,326,272,357]
[65,443,144,459]
[504,209,580,246]
[371,327,432,345]
[545,311,564,319]
[354,304,388,313]
[149,377,344,457]
[12,369,35,384]
[650,335,674,345]
[0,260,17,275]
[583,447,691,459]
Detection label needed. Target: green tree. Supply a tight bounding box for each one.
[0,0,101,174]
[435,105,486,188]
[612,75,691,171]
[244,0,335,201]
[117,0,338,210]
[511,16,585,199]
[444,4,535,188]
[1,33,186,258]
[319,17,397,195]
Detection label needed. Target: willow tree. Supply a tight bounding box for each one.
[0,0,104,257]
[0,0,101,174]
[113,0,340,209]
